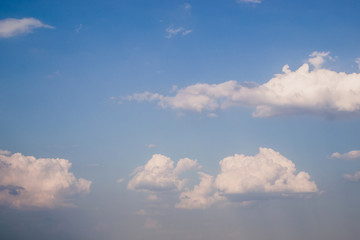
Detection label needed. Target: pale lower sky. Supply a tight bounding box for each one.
[1,0,360,239]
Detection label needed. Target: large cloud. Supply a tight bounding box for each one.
[0,18,54,38]
[127,154,200,192]
[0,150,91,208]
[215,148,318,194]
[124,52,360,118]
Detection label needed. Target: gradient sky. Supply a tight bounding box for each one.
[1,0,360,239]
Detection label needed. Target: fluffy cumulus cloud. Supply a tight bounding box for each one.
[331,150,360,160]
[176,172,223,209]
[344,171,360,182]
[0,17,54,38]
[124,52,360,118]
[127,154,200,192]
[0,150,91,208]
[215,148,318,195]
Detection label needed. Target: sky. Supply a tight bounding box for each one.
[1,0,360,239]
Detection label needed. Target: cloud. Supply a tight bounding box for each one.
[356,58,360,70]
[144,218,162,229]
[215,148,318,194]
[0,150,91,208]
[176,172,224,209]
[147,194,160,202]
[344,171,360,182]
[74,23,83,33]
[127,154,200,192]
[237,0,262,4]
[125,51,360,118]
[165,26,193,39]
[146,144,157,148]
[331,150,360,160]
[0,17,54,38]
[127,148,318,209]
[117,178,124,184]
[184,3,192,10]
[308,51,331,69]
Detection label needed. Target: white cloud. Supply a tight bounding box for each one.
[0,18,54,38]
[0,150,91,208]
[344,171,360,182]
[176,172,224,209]
[215,148,318,194]
[331,150,360,160]
[308,51,331,69]
[237,0,262,4]
[165,26,192,39]
[117,178,124,184]
[127,154,200,192]
[127,148,318,209]
[125,52,360,118]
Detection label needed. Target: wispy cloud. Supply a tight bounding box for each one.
[165,26,193,39]
[0,150,91,208]
[74,23,83,33]
[124,52,360,118]
[237,0,262,4]
[0,17,54,38]
[331,150,360,160]
[344,171,360,182]
[146,144,157,148]
[184,3,192,10]
[144,218,162,229]
[356,58,360,70]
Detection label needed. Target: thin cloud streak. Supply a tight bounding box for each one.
[0,17,54,38]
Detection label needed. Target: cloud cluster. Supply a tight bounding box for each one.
[0,150,91,208]
[127,154,200,192]
[0,18,54,38]
[165,26,192,39]
[332,150,360,160]
[128,148,318,209]
[124,52,360,118]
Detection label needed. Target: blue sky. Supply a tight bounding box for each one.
[1,0,360,239]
